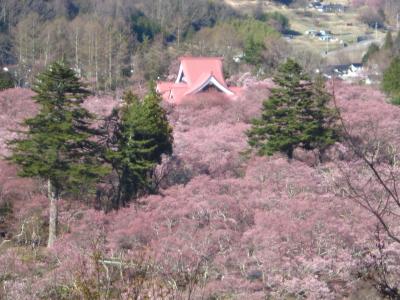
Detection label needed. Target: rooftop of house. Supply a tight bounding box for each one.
[176,57,227,86]
[157,56,239,104]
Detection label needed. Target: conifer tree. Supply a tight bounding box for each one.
[382,55,400,104]
[384,31,394,50]
[104,84,173,208]
[244,36,264,66]
[362,43,380,64]
[8,61,107,247]
[394,31,400,54]
[247,59,338,159]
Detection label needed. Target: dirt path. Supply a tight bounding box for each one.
[224,0,258,7]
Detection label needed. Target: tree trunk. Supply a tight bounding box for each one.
[108,31,112,90]
[44,31,50,67]
[287,147,294,160]
[47,179,58,248]
[95,33,99,91]
[75,28,79,73]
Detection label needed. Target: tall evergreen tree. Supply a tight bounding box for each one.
[7,61,107,247]
[244,36,264,66]
[384,31,394,50]
[247,59,338,159]
[362,43,380,64]
[394,31,400,54]
[382,55,400,104]
[103,84,173,209]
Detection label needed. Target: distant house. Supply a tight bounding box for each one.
[319,35,333,41]
[305,29,320,37]
[319,3,346,13]
[309,1,322,9]
[157,57,240,104]
[323,63,364,80]
[305,29,334,41]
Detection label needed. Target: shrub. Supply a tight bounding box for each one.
[0,189,12,239]
[0,71,14,91]
[180,92,231,110]
[255,12,290,33]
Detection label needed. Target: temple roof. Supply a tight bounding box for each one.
[157,56,239,104]
[176,57,227,87]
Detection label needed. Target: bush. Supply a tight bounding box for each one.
[0,193,12,239]
[255,12,290,32]
[390,96,400,105]
[0,71,14,90]
[180,92,231,110]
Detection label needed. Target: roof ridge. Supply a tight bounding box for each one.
[180,56,223,60]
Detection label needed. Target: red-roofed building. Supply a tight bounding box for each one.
[157,57,240,104]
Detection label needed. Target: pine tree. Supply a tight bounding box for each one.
[244,36,264,66]
[384,31,394,50]
[394,31,400,54]
[7,61,107,247]
[104,84,173,208]
[247,59,338,159]
[362,43,380,64]
[382,55,400,104]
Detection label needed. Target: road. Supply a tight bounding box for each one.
[325,37,384,63]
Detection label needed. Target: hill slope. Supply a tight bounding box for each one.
[0,82,397,299]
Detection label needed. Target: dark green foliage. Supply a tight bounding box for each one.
[7,61,107,196]
[130,11,162,43]
[0,201,12,218]
[230,18,277,44]
[383,31,394,50]
[0,70,14,90]
[382,56,400,102]
[0,34,15,65]
[103,84,173,208]
[390,96,400,106]
[362,43,380,64]
[244,37,264,66]
[247,59,338,159]
[394,31,400,54]
[254,11,290,32]
[230,18,277,67]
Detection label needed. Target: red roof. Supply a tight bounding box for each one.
[178,57,227,87]
[157,56,240,104]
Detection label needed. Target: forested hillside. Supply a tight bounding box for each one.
[2,0,400,299]
[1,0,281,92]
[0,0,336,93]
